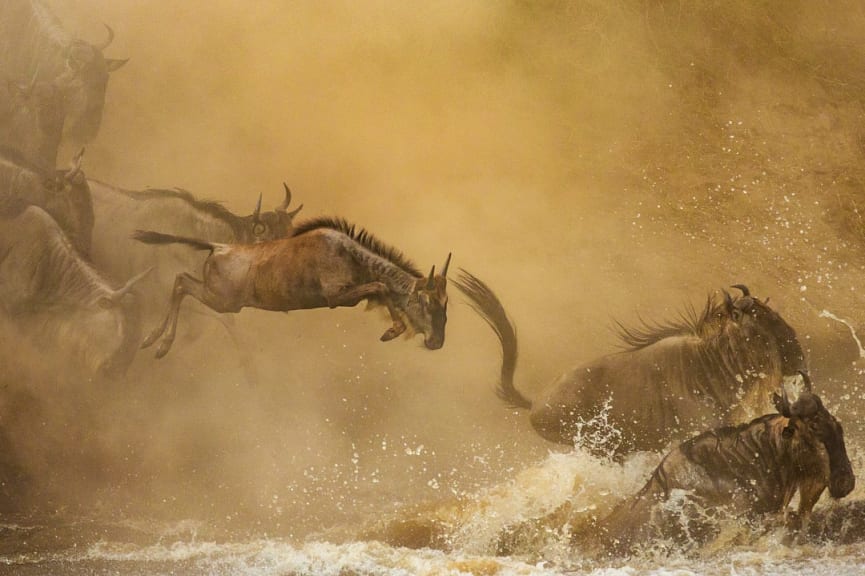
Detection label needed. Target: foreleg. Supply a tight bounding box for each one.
[326,282,406,342]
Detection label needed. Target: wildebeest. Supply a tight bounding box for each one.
[453,270,806,457]
[0,148,93,256]
[89,180,302,313]
[134,217,452,358]
[0,78,65,169]
[0,0,127,147]
[585,373,855,556]
[0,206,149,377]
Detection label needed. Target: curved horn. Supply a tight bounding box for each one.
[441,253,452,278]
[798,370,813,392]
[426,265,436,290]
[96,23,115,51]
[65,147,86,181]
[109,267,153,304]
[277,183,292,212]
[253,193,262,221]
[731,284,751,298]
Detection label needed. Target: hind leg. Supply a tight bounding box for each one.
[141,273,206,358]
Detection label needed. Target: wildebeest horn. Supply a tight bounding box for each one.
[105,267,153,305]
[65,147,86,181]
[96,23,115,51]
[427,266,436,289]
[441,253,452,278]
[731,284,751,298]
[277,183,292,212]
[798,370,813,392]
[277,183,304,218]
[253,193,262,221]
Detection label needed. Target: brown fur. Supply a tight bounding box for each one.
[454,270,806,458]
[585,388,854,556]
[134,223,451,358]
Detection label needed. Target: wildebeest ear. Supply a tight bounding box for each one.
[723,290,735,318]
[105,58,129,72]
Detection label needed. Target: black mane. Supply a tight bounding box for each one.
[293,216,422,277]
[134,187,243,224]
[614,294,726,350]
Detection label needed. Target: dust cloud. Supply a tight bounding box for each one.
[3,0,865,541]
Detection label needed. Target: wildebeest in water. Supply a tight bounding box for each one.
[453,271,806,457]
[585,372,855,556]
[0,206,149,378]
[134,217,452,358]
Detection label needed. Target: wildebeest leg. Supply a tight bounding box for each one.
[326,282,406,342]
[327,282,389,308]
[380,300,407,342]
[141,272,207,358]
[787,480,826,536]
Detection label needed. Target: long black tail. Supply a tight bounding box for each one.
[452,268,531,410]
[132,230,216,252]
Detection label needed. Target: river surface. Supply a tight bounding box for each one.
[3,444,864,576]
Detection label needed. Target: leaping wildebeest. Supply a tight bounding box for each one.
[585,372,855,556]
[453,270,806,458]
[0,0,127,149]
[0,206,149,378]
[134,217,452,358]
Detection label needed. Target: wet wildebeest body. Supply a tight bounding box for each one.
[0,206,148,377]
[0,149,93,256]
[453,271,806,458]
[585,375,855,556]
[134,217,451,358]
[0,0,127,148]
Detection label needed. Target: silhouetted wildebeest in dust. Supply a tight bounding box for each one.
[134,217,451,358]
[0,78,66,170]
[90,182,303,379]
[0,206,149,377]
[0,148,93,256]
[584,372,854,556]
[453,270,806,457]
[89,181,302,309]
[0,0,127,148]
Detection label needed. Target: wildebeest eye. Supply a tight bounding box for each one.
[782,425,795,439]
[253,223,266,236]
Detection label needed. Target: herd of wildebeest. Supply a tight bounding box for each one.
[0,0,860,557]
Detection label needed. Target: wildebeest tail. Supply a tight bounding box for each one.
[132,230,216,252]
[453,268,531,410]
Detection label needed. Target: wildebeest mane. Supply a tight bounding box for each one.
[614,294,724,350]
[293,216,422,277]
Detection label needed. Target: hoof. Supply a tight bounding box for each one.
[380,322,406,342]
[141,331,160,349]
[154,340,172,359]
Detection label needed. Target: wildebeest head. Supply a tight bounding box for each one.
[42,148,94,255]
[773,372,855,499]
[241,183,304,243]
[724,284,806,375]
[54,26,127,144]
[406,253,451,350]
